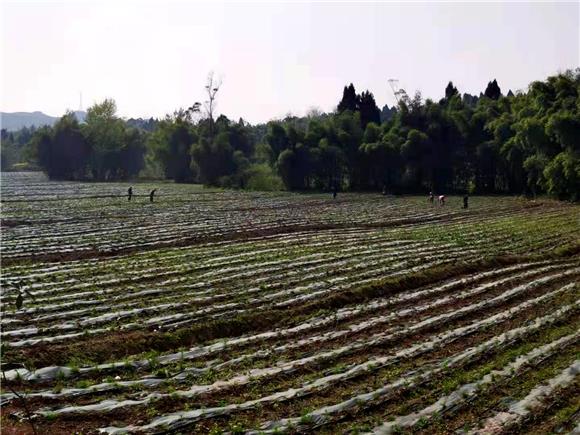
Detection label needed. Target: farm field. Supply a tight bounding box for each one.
[1,171,579,434]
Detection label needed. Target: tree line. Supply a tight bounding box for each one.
[12,69,580,200]
[25,100,148,181]
[1,126,37,171]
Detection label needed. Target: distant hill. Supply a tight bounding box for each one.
[1,111,86,131]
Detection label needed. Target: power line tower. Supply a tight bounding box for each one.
[388,79,410,106]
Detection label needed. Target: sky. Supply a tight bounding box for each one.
[1,0,579,124]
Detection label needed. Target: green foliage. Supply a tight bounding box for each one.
[337,83,358,113]
[266,122,289,163]
[277,149,299,190]
[84,99,126,180]
[445,81,459,100]
[20,70,580,198]
[190,118,254,187]
[523,154,548,196]
[1,126,37,170]
[543,151,580,200]
[546,111,580,150]
[484,79,502,100]
[149,110,197,182]
[36,112,90,180]
[191,134,236,185]
[337,84,380,127]
[44,412,58,421]
[27,100,147,181]
[245,163,284,191]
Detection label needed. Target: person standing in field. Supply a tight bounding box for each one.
[463,194,469,209]
[128,186,133,201]
[429,191,434,204]
[149,189,157,203]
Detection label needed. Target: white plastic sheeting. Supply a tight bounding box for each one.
[469,360,580,434]
[2,260,556,383]
[93,284,577,433]
[369,334,579,434]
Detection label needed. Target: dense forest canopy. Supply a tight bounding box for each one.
[5,69,579,200]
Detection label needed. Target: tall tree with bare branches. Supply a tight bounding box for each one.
[204,72,222,140]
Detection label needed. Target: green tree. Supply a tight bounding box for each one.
[35,113,90,180]
[120,128,147,179]
[546,111,580,150]
[149,110,197,182]
[543,151,580,200]
[266,123,289,163]
[276,149,297,190]
[83,99,126,180]
[484,79,502,100]
[445,81,459,100]
[358,91,381,127]
[191,132,236,185]
[337,83,358,113]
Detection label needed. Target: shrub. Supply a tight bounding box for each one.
[245,163,284,191]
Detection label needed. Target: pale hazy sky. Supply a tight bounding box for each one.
[1,0,578,123]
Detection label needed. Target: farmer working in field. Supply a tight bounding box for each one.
[463,194,469,209]
[128,186,133,201]
[149,189,157,203]
[429,191,434,204]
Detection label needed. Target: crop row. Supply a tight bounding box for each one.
[2,259,577,434]
[3,225,567,348]
[3,180,576,261]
